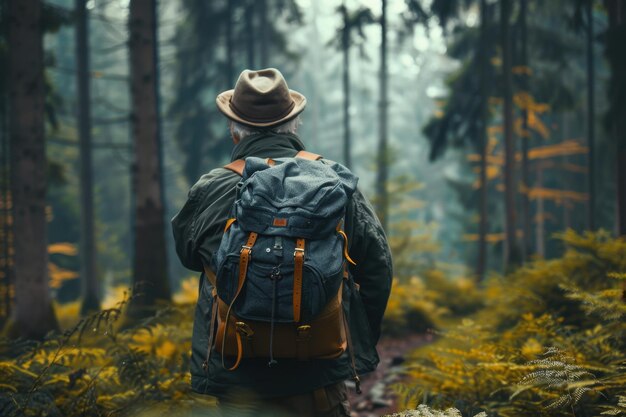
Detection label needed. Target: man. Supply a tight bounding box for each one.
[172,68,392,416]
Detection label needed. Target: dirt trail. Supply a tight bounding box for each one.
[347,333,432,417]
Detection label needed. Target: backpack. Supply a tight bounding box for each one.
[201,151,362,391]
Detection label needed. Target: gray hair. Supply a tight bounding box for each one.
[229,116,301,140]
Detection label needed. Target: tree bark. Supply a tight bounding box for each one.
[586,0,596,231]
[75,0,99,315]
[500,0,520,269]
[519,0,531,260]
[128,0,170,318]
[259,0,269,67]
[376,0,389,232]
[245,0,255,68]
[342,5,352,170]
[8,0,59,338]
[535,166,545,257]
[0,0,13,328]
[226,0,234,86]
[604,0,625,236]
[476,0,489,281]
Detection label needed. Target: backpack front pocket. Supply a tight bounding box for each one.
[215,256,331,323]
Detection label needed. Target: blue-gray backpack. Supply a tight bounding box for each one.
[201,150,363,391]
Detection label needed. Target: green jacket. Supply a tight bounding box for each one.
[171,132,392,398]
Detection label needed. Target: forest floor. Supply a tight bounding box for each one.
[348,333,433,417]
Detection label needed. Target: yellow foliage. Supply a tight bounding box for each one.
[528,140,588,159]
[49,262,79,288]
[526,186,588,203]
[397,231,626,416]
[156,340,177,360]
[102,285,131,310]
[383,277,446,335]
[0,302,202,416]
[54,300,82,329]
[513,92,550,113]
[511,65,533,76]
[48,242,78,256]
[173,277,199,305]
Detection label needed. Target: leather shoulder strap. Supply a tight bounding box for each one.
[296,150,322,160]
[224,151,322,177]
[223,159,245,176]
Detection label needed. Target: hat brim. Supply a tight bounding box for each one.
[216,89,307,128]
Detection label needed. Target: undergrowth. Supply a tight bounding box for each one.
[393,230,626,417]
[3,231,625,417]
[0,281,215,417]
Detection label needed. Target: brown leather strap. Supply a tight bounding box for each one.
[229,321,254,371]
[224,218,236,233]
[224,151,321,177]
[293,238,305,322]
[338,230,357,266]
[203,264,217,287]
[295,150,322,160]
[229,330,244,371]
[221,232,258,371]
[238,232,258,293]
[236,321,254,356]
[223,159,245,176]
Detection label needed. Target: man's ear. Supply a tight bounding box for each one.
[229,123,240,144]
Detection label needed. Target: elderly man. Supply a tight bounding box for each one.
[172,68,392,417]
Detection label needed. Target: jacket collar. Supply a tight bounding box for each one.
[230,132,306,161]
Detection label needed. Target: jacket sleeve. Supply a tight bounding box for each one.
[171,169,240,272]
[171,178,210,272]
[345,189,393,345]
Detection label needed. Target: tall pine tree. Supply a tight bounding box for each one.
[127,0,170,318]
[7,0,59,338]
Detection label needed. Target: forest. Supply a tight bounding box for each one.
[0,0,625,416]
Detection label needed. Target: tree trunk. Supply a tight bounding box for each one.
[604,0,625,236]
[245,0,255,68]
[376,0,389,232]
[342,5,352,170]
[226,0,234,86]
[519,0,531,260]
[128,0,171,318]
[586,0,596,231]
[535,166,545,257]
[500,0,520,269]
[0,0,13,328]
[7,0,58,339]
[75,0,99,315]
[259,0,269,67]
[476,0,489,281]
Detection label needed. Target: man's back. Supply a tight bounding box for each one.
[171,69,392,416]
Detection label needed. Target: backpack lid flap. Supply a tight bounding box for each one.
[236,157,358,238]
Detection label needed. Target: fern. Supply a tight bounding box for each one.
[0,289,202,417]
[386,404,487,417]
[515,348,597,409]
[396,231,626,417]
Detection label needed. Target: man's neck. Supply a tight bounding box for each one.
[230,132,306,162]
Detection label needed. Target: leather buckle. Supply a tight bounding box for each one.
[296,325,311,341]
[294,247,304,257]
[236,321,254,338]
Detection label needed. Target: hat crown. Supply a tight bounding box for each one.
[229,69,296,124]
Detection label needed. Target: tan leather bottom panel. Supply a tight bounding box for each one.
[214,285,346,360]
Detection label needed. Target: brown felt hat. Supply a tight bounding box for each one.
[216,68,306,128]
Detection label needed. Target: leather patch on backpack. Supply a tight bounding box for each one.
[273,218,288,227]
